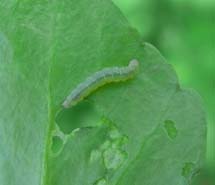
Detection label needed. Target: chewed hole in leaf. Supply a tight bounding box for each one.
[182,162,195,178]
[94,178,107,185]
[164,120,178,139]
[55,100,101,134]
[51,136,64,154]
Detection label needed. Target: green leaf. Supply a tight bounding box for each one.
[0,0,206,185]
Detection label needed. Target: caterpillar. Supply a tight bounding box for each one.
[62,59,139,108]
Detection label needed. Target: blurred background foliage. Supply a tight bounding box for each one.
[113,0,214,169]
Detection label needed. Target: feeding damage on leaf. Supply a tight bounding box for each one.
[164,119,178,140]
[53,113,129,169]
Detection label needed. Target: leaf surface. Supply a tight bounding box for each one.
[0,0,206,185]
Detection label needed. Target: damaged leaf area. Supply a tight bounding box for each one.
[0,0,206,185]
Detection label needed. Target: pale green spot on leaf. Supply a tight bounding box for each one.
[90,150,102,163]
[164,120,178,139]
[103,148,127,170]
[109,127,122,139]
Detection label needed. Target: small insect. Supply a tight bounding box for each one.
[62,59,140,108]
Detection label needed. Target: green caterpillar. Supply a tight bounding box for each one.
[62,59,139,108]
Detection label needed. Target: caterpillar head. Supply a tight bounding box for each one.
[129,59,139,69]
